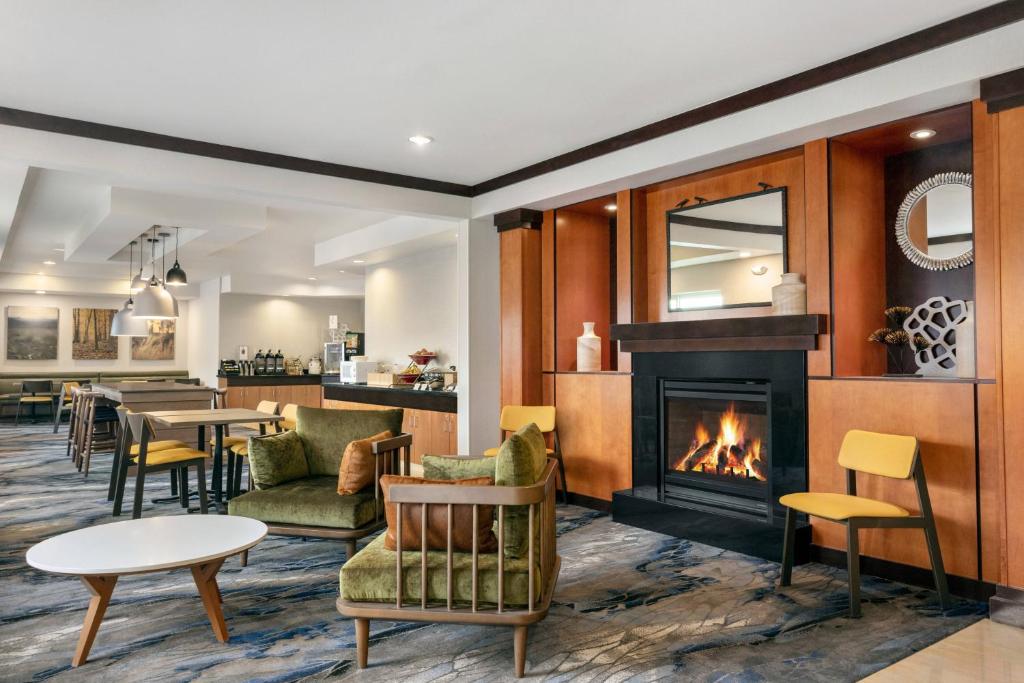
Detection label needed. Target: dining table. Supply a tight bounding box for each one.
[143,408,283,511]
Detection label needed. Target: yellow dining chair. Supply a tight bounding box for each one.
[278,403,299,431]
[484,405,567,503]
[52,381,81,434]
[778,429,951,618]
[226,400,279,498]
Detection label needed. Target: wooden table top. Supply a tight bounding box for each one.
[144,408,283,427]
[92,382,214,396]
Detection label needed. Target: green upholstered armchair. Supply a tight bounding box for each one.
[229,405,411,562]
[337,424,561,678]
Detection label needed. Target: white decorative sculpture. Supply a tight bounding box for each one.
[576,322,601,372]
[771,273,807,315]
[955,301,976,378]
[903,296,969,377]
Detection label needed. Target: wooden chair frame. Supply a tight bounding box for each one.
[52,381,82,433]
[73,391,118,476]
[780,451,951,618]
[337,459,561,678]
[15,379,55,425]
[238,433,413,566]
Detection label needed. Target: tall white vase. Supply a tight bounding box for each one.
[771,273,807,315]
[576,322,601,372]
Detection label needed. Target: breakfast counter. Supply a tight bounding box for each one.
[321,381,456,413]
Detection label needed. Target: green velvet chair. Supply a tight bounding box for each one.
[337,424,561,678]
[228,405,411,562]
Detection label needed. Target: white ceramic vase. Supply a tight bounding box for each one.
[955,301,976,378]
[771,273,807,315]
[576,322,601,372]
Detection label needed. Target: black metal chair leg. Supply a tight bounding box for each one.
[226,451,235,500]
[556,452,569,504]
[780,507,796,586]
[923,520,952,610]
[846,523,861,618]
[170,470,179,497]
[112,454,129,516]
[178,468,189,508]
[131,463,147,520]
[232,455,244,497]
[196,462,209,514]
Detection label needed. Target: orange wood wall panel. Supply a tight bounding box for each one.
[500,228,543,406]
[541,210,556,373]
[644,150,806,323]
[978,382,1005,584]
[542,372,554,407]
[808,379,978,579]
[615,189,633,372]
[997,106,1024,589]
[803,139,832,376]
[830,141,886,377]
[555,209,613,372]
[631,188,649,323]
[554,373,632,501]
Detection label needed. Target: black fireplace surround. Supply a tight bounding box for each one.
[613,349,810,563]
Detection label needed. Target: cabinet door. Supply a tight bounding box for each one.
[275,385,294,411]
[427,411,451,456]
[224,387,244,410]
[447,413,458,454]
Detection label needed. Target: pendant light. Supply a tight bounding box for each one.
[110,241,149,336]
[133,228,178,320]
[165,226,188,286]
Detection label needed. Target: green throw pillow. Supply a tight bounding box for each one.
[247,430,310,489]
[495,423,548,559]
[422,455,496,481]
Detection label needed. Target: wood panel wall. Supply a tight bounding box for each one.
[804,139,832,376]
[830,141,887,377]
[555,208,614,371]
[554,373,632,501]
[615,189,633,371]
[643,149,806,322]
[808,379,978,579]
[499,227,542,406]
[997,106,1024,589]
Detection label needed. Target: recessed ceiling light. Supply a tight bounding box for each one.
[307,276,317,281]
[739,251,752,258]
[53,248,64,252]
[353,259,365,264]
[910,128,936,140]
[35,290,46,295]
[605,204,617,212]
[42,260,56,265]
[408,135,433,146]
[36,271,44,275]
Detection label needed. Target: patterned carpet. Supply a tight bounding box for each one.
[0,423,985,682]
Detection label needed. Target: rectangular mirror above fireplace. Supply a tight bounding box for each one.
[666,187,787,311]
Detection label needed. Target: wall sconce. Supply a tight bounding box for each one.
[751,265,769,276]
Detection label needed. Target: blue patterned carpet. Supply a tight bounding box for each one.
[0,423,984,681]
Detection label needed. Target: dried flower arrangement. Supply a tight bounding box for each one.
[867,306,931,374]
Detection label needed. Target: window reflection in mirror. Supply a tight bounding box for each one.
[906,183,972,260]
[667,188,787,312]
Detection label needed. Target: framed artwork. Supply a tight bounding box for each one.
[71,308,118,360]
[5,306,59,360]
[131,320,175,361]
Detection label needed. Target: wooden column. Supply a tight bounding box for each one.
[803,139,832,376]
[497,209,543,407]
[615,190,633,371]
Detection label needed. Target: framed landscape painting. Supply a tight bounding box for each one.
[131,319,175,360]
[71,308,118,360]
[5,306,59,360]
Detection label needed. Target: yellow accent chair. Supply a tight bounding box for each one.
[484,406,567,503]
[279,403,299,431]
[779,429,951,618]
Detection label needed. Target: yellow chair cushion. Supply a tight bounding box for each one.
[231,444,248,457]
[278,419,296,431]
[837,429,918,479]
[210,435,247,448]
[780,492,910,521]
[130,439,188,456]
[498,406,556,433]
[20,396,52,403]
[483,446,554,457]
[132,447,209,466]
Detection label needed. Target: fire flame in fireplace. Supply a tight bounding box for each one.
[672,404,767,481]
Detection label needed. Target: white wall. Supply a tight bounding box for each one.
[671,254,784,306]
[364,246,457,369]
[0,291,188,373]
[218,293,364,363]
[186,278,221,388]
[456,218,500,454]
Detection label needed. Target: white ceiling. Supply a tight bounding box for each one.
[0,0,995,186]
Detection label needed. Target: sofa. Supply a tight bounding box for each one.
[228,405,412,561]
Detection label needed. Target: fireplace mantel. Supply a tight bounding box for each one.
[610,314,827,353]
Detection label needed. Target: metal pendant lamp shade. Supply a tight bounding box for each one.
[130,271,144,293]
[110,300,149,336]
[165,260,187,286]
[133,276,178,319]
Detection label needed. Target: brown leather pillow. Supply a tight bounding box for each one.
[381,475,498,553]
[337,430,393,495]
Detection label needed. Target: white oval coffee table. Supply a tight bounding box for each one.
[26,515,267,667]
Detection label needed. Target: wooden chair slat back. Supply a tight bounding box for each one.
[838,429,919,480]
[498,406,556,434]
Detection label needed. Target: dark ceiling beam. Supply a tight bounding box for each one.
[0,106,474,197]
[493,208,543,232]
[981,66,1024,113]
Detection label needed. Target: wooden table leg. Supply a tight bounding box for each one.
[191,559,228,642]
[74,575,117,667]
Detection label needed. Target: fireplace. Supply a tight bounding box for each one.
[611,346,812,563]
[661,380,772,521]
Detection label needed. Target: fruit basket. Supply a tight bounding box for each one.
[409,348,437,366]
[394,372,420,385]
